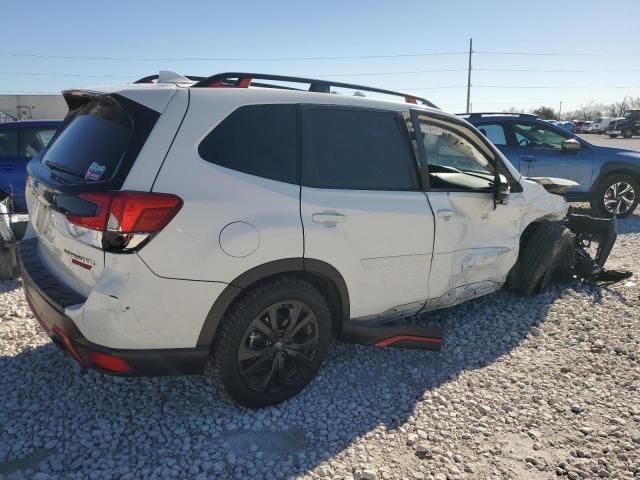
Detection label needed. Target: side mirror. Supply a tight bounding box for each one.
[561,138,582,152]
[494,174,510,205]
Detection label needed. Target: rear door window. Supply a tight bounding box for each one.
[301,107,418,190]
[198,104,298,184]
[476,124,507,146]
[18,127,57,158]
[42,98,132,183]
[0,128,18,158]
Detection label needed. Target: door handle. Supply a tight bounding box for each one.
[521,155,536,162]
[436,209,455,220]
[312,212,346,226]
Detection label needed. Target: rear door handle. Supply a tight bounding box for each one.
[312,212,346,226]
[436,209,455,220]
[521,155,536,162]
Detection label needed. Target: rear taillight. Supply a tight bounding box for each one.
[65,191,182,252]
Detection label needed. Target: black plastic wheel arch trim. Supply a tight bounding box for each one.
[591,162,640,193]
[196,258,350,348]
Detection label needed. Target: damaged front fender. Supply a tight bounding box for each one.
[507,210,631,296]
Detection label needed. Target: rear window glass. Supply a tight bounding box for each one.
[42,98,132,183]
[198,104,298,184]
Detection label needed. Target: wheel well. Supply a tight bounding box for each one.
[519,221,542,250]
[592,169,640,194]
[196,263,349,349]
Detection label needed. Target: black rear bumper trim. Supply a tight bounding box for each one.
[20,240,209,376]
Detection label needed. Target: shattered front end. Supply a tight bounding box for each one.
[563,211,631,283]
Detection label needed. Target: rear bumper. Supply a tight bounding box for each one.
[20,239,208,376]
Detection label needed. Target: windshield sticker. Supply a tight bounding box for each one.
[85,162,107,182]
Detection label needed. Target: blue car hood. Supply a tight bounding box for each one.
[592,145,640,163]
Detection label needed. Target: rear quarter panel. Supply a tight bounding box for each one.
[139,89,304,283]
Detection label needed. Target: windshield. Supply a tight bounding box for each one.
[41,97,132,184]
[623,111,636,119]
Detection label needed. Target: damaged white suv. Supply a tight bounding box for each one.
[21,72,621,407]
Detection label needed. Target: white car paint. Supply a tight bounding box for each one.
[25,76,571,350]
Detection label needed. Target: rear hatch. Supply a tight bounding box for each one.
[25,90,166,297]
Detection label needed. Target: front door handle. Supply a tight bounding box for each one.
[312,212,346,226]
[436,209,455,220]
[521,155,536,162]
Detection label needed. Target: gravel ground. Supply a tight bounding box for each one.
[1,212,639,480]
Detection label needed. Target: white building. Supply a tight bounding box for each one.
[0,95,68,121]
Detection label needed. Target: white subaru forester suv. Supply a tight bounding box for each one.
[21,71,599,407]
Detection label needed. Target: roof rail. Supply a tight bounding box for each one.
[191,72,439,108]
[458,112,538,118]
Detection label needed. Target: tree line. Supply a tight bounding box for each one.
[505,96,640,120]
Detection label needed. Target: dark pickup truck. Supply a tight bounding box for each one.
[607,110,640,138]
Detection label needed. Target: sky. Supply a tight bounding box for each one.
[1,0,639,114]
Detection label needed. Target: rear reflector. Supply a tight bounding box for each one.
[85,350,131,373]
[51,326,87,367]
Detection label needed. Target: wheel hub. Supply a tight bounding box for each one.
[237,300,319,393]
[604,181,635,215]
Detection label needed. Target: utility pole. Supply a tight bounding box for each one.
[466,38,473,114]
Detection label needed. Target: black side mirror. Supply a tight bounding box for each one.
[494,173,510,205]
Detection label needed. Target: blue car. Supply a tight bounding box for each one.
[554,120,576,134]
[0,120,61,212]
[463,113,639,217]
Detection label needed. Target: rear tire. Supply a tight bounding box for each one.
[590,173,639,218]
[508,222,574,296]
[622,128,633,139]
[208,277,332,408]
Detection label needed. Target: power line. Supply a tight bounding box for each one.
[0,69,468,79]
[474,68,640,73]
[1,68,638,81]
[0,51,467,62]
[404,85,640,91]
[476,51,640,56]
[1,71,131,78]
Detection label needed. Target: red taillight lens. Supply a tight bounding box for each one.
[107,192,183,234]
[66,192,111,230]
[85,350,131,373]
[65,191,182,251]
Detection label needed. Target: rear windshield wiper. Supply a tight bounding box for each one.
[44,160,84,178]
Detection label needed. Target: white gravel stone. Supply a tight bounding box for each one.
[0,209,639,479]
